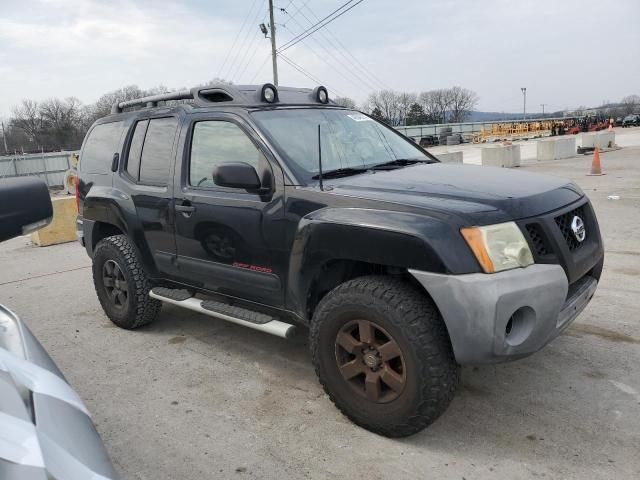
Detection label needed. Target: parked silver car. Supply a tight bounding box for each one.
[0,177,117,480]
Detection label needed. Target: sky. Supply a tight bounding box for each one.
[1,0,639,117]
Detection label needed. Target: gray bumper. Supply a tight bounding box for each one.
[409,265,598,364]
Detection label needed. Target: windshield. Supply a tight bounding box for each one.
[251,108,430,183]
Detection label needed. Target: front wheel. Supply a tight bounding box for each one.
[92,234,161,329]
[310,275,460,437]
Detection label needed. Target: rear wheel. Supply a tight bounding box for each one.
[310,275,460,437]
[92,235,161,329]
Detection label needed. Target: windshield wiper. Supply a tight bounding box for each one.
[370,158,436,170]
[312,167,367,179]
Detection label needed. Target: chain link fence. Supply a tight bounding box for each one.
[0,151,78,187]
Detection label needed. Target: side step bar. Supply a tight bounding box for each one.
[149,288,296,339]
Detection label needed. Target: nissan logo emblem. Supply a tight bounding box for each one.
[571,216,586,242]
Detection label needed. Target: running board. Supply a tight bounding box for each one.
[149,288,296,339]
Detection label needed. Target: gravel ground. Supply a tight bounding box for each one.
[0,145,639,480]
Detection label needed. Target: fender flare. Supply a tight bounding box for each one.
[82,186,159,276]
[286,207,478,319]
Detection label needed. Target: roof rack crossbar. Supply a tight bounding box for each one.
[112,90,193,113]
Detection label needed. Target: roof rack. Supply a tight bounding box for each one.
[111,83,334,114]
[112,90,193,113]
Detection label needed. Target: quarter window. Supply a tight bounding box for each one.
[80,122,124,174]
[189,121,261,188]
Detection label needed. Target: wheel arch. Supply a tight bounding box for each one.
[286,207,457,322]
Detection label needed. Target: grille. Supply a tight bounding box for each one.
[526,224,549,256]
[555,205,587,251]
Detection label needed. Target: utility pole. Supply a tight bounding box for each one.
[521,87,527,120]
[268,0,279,86]
[540,103,548,118]
[1,122,7,154]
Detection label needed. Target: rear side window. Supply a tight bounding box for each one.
[138,117,178,185]
[126,120,148,179]
[81,122,124,173]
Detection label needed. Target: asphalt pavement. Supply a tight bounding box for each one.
[0,144,638,480]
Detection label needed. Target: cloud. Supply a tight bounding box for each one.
[1,0,639,117]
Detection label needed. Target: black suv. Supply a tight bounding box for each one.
[77,83,604,437]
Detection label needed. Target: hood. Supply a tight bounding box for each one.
[0,304,117,480]
[324,163,583,223]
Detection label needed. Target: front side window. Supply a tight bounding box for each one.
[138,117,178,185]
[251,109,429,183]
[189,121,261,188]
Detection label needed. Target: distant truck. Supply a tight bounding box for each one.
[77,83,604,437]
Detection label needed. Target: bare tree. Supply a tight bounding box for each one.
[40,97,84,148]
[419,89,451,123]
[11,100,43,144]
[397,92,417,126]
[448,86,479,123]
[621,95,640,115]
[333,96,357,109]
[89,85,145,122]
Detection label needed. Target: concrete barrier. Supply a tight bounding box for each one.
[581,131,615,149]
[536,136,576,161]
[31,196,77,247]
[436,151,463,164]
[481,144,520,168]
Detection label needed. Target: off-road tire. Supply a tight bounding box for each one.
[92,234,161,329]
[310,275,460,437]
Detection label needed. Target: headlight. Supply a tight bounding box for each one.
[460,222,534,273]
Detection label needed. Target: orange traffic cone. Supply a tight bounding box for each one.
[608,123,613,132]
[587,146,605,176]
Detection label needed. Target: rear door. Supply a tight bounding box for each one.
[172,112,287,307]
[115,114,182,275]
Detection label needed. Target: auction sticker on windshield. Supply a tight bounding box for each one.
[347,113,373,122]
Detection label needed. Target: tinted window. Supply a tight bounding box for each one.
[81,122,124,173]
[189,121,261,188]
[126,120,148,180]
[139,117,178,185]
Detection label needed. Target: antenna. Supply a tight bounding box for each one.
[317,124,324,191]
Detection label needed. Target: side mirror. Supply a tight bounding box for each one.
[0,177,53,243]
[212,162,261,190]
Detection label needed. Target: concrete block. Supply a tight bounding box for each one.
[481,144,520,168]
[31,196,77,247]
[536,136,576,161]
[436,151,463,164]
[581,131,615,149]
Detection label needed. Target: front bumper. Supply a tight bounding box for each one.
[409,265,598,364]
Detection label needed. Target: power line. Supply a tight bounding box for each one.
[217,0,261,79]
[226,0,266,80]
[278,52,345,97]
[277,0,365,53]
[250,54,272,83]
[281,0,312,26]
[281,3,379,92]
[280,22,377,91]
[301,2,389,90]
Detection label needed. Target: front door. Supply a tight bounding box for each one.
[173,114,286,307]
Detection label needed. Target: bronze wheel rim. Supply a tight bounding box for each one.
[102,260,128,308]
[334,319,406,403]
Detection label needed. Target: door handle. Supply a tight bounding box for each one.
[175,202,196,217]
